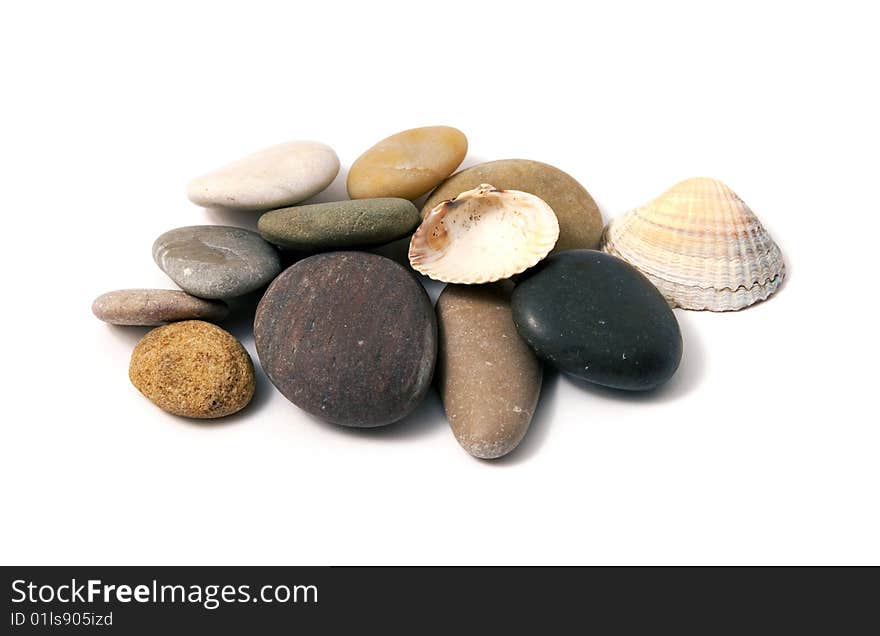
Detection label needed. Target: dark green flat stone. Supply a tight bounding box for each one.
[258,198,419,251]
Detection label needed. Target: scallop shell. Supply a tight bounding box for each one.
[601,177,785,311]
[409,184,559,284]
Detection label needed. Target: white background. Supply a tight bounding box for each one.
[2,1,878,565]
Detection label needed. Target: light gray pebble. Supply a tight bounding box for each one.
[153,226,281,299]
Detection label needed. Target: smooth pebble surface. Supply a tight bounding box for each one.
[511,250,682,391]
[129,321,255,418]
[258,198,420,250]
[423,159,603,253]
[347,126,467,200]
[92,289,228,326]
[254,252,436,427]
[436,283,542,459]
[153,225,281,299]
[186,141,339,211]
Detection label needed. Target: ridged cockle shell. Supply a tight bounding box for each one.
[601,177,785,311]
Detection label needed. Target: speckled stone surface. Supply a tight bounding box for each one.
[254,252,436,427]
[186,141,339,212]
[422,159,603,253]
[129,320,255,418]
[92,289,228,326]
[512,250,682,391]
[153,225,281,299]
[347,126,467,200]
[436,283,542,459]
[258,198,419,250]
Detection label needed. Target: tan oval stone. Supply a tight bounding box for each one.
[436,283,542,459]
[422,159,603,253]
[129,320,255,419]
[347,126,467,200]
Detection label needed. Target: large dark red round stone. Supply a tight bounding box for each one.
[255,251,437,427]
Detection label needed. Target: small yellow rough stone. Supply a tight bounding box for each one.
[347,126,467,200]
[129,320,255,419]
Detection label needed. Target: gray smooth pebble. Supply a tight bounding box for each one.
[152,226,281,299]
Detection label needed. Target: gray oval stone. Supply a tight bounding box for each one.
[153,226,281,299]
[258,198,420,250]
[92,289,229,326]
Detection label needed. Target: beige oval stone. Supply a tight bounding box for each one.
[129,320,255,419]
[186,141,339,212]
[347,126,467,200]
[436,283,542,459]
[422,159,603,253]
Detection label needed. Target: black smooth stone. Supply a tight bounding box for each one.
[254,251,437,427]
[511,250,682,391]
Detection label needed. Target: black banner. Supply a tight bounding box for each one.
[2,566,876,633]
